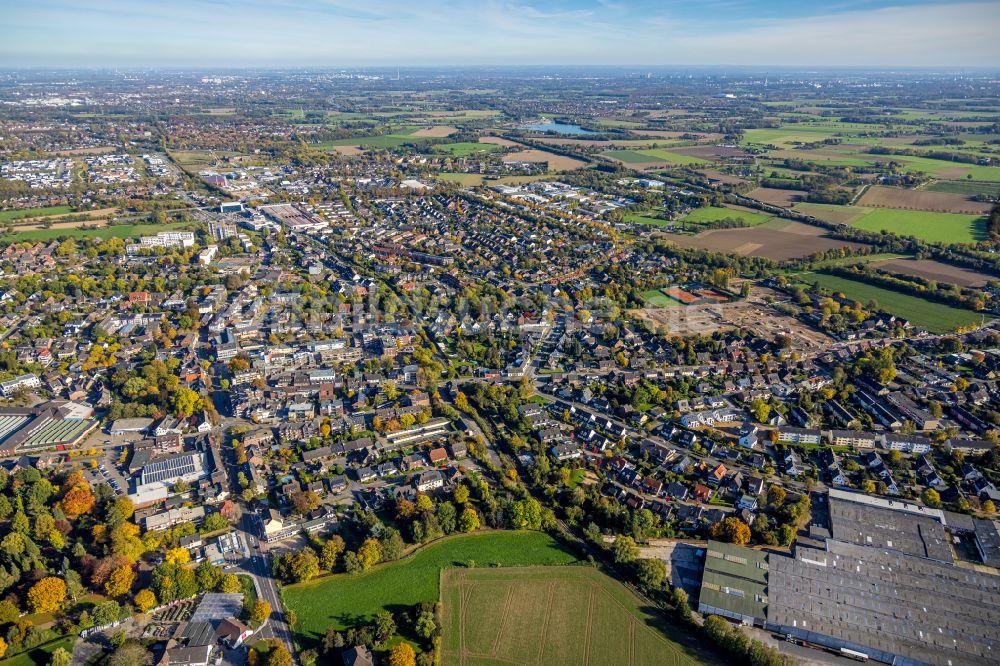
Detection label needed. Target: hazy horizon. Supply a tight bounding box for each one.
[3,0,999,69]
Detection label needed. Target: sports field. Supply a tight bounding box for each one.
[281,531,579,648]
[849,208,987,244]
[799,272,988,332]
[439,566,713,666]
[681,206,773,226]
[641,289,682,306]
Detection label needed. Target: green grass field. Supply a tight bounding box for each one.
[849,208,987,244]
[925,180,1000,196]
[625,213,672,227]
[4,221,191,242]
[282,531,579,649]
[641,289,682,307]
[681,206,773,226]
[432,142,501,157]
[439,566,713,666]
[799,272,988,332]
[0,634,75,666]
[0,206,73,222]
[873,154,1000,182]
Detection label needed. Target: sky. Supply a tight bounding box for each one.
[2,0,998,68]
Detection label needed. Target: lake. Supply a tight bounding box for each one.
[522,120,596,135]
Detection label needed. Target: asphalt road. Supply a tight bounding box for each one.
[237,512,297,659]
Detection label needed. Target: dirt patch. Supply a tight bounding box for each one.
[629,130,724,142]
[330,145,365,156]
[12,207,119,227]
[503,149,587,171]
[748,187,804,207]
[699,170,749,186]
[53,146,118,156]
[936,166,972,179]
[871,258,992,288]
[859,185,992,215]
[630,290,833,349]
[480,137,520,147]
[411,126,459,138]
[665,226,864,261]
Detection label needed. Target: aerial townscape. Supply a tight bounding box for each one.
[0,3,998,666]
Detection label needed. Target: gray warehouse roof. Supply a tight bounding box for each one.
[768,540,1000,666]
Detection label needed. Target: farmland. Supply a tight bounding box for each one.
[869,258,992,288]
[857,185,993,215]
[680,206,773,226]
[281,531,579,649]
[432,142,501,157]
[925,180,1000,197]
[603,149,708,166]
[502,149,587,171]
[849,208,987,244]
[798,272,988,332]
[439,566,715,666]
[667,220,865,261]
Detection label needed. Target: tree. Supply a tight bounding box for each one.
[0,638,7,660]
[105,565,136,597]
[636,558,667,591]
[289,550,320,583]
[220,574,241,593]
[134,589,156,613]
[58,480,95,519]
[202,513,229,532]
[49,647,72,666]
[766,485,786,507]
[458,506,481,532]
[612,536,640,564]
[985,500,997,514]
[170,387,203,418]
[251,600,271,624]
[291,490,321,516]
[380,529,406,561]
[266,641,292,666]
[922,488,942,508]
[709,517,752,545]
[455,391,470,412]
[453,484,469,504]
[196,561,223,591]
[321,536,346,571]
[27,577,66,614]
[750,399,771,424]
[387,642,416,666]
[107,642,153,666]
[357,538,383,570]
[415,607,438,639]
[165,547,190,565]
[373,610,396,645]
